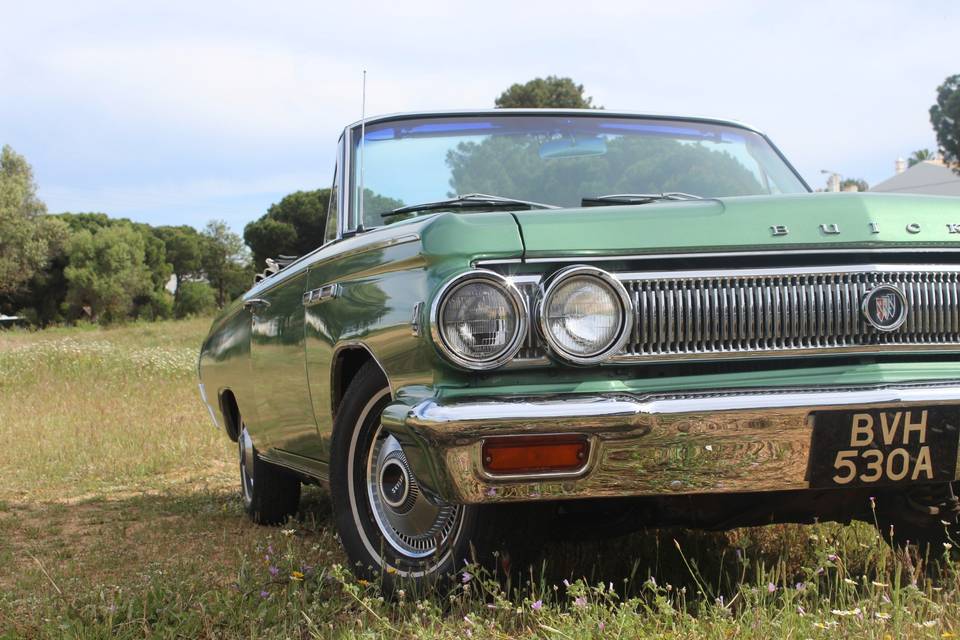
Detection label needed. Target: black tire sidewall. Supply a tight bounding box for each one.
[242,429,301,525]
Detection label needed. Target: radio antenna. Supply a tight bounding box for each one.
[357,69,367,232]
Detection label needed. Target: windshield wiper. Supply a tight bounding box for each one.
[383,193,558,218]
[581,192,703,207]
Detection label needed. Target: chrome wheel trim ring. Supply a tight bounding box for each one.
[365,424,463,559]
[347,387,465,572]
[239,424,255,506]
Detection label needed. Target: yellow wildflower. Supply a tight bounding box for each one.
[290,571,305,581]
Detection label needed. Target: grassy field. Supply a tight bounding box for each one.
[3,319,960,638]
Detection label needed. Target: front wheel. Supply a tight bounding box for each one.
[329,362,501,588]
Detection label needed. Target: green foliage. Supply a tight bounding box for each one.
[908,149,935,167]
[244,190,329,269]
[202,220,250,307]
[134,289,174,321]
[931,74,960,175]
[155,225,203,297]
[0,145,66,299]
[64,225,154,324]
[174,281,216,318]
[840,178,869,192]
[447,136,763,206]
[495,76,598,109]
[361,188,406,227]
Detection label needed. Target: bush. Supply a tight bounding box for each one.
[135,290,174,321]
[175,281,216,318]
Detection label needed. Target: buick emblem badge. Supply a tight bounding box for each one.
[862,285,908,331]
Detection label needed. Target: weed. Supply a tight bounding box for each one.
[3,318,960,638]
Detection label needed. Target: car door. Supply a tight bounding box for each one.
[247,139,343,462]
[247,267,317,456]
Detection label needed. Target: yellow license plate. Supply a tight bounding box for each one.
[807,408,960,488]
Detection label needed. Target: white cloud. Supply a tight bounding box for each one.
[2,0,958,224]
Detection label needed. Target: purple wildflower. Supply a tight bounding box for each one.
[268,565,279,577]
[574,596,587,608]
[461,571,472,584]
[795,582,806,591]
[598,622,605,631]
[531,599,543,611]
[827,553,839,562]
[259,590,269,599]
[767,582,776,593]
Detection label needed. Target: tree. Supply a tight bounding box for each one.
[908,149,935,167]
[244,190,329,269]
[64,225,153,323]
[495,76,598,109]
[155,225,203,298]
[840,178,869,192]
[202,220,250,307]
[0,145,66,299]
[931,74,960,175]
[174,281,216,318]
[447,136,763,206]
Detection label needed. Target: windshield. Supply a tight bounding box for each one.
[350,114,808,228]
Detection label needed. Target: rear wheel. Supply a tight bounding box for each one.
[239,422,301,525]
[330,361,504,588]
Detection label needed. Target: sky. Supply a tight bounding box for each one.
[1,0,957,233]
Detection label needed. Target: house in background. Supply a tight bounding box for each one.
[871,154,960,196]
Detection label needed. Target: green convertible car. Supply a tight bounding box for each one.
[199,109,960,585]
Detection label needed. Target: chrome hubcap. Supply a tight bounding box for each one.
[239,424,255,505]
[366,426,462,558]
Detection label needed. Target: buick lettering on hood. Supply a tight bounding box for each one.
[197,110,960,586]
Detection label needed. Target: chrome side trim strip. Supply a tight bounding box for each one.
[198,383,220,430]
[515,247,960,265]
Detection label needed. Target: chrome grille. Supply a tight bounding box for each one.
[512,265,960,363]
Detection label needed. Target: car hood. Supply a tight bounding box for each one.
[511,192,960,259]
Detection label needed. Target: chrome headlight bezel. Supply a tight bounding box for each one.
[430,270,528,370]
[537,266,633,365]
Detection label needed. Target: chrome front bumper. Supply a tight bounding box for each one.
[381,382,960,504]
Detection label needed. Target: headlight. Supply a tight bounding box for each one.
[539,266,632,365]
[432,271,526,369]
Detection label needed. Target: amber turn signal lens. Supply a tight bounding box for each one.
[481,436,589,475]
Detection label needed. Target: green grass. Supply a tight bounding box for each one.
[3,318,960,638]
